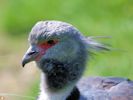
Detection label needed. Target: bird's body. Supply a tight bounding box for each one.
[22,20,133,100]
[78,76,133,100]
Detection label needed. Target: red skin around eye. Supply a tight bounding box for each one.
[35,40,58,61]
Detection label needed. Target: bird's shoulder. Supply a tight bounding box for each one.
[77,76,133,100]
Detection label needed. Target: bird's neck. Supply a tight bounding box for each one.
[37,59,85,88]
[38,73,80,100]
[37,47,87,100]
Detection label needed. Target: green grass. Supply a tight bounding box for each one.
[0,0,133,98]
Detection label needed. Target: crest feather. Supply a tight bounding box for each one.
[84,36,111,51]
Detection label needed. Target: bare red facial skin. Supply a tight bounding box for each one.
[35,40,58,61]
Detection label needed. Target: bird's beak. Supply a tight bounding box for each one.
[22,46,38,67]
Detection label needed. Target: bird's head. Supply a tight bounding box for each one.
[22,21,87,69]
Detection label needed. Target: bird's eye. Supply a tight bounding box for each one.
[38,40,58,49]
[47,40,54,45]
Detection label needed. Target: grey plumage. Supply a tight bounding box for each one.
[22,20,133,100]
[78,76,133,100]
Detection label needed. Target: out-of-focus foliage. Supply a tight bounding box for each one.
[1,0,133,37]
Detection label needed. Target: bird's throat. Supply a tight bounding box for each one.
[39,59,81,90]
[37,59,84,100]
[39,73,80,100]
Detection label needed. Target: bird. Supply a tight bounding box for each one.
[22,20,133,100]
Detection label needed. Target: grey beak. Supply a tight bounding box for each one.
[22,46,38,67]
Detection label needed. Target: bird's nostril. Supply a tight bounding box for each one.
[28,51,37,56]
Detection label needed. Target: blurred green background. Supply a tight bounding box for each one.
[0,0,133,99]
